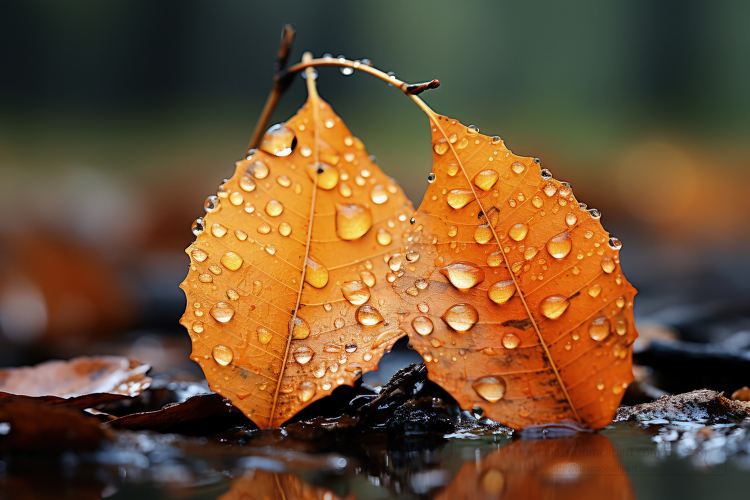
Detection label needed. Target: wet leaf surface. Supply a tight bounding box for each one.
[0,356,151,408]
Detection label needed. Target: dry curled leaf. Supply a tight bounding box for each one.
[393,116,638,429]
[0,356,151,408]
[180,91,414,428]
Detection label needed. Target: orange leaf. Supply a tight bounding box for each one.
[180,94,414,428]
[393,115,638,429]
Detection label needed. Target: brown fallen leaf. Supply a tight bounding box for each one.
[435,433,635,500]
[393,112,638,429]
[220,470,353,500]
[0,400,112,453]
[180,71,414,428]
[0,356,151,408]
[731,386,750,401]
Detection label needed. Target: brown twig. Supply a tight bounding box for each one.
[246,29,441,155]
[245,24,296,155]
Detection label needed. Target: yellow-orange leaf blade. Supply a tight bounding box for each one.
[180,97,413,428]
[394,114,638,429]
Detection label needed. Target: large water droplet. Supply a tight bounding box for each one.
[212,345,233,366]
[474,224,493,244]
[376,228,392,246]
[265,200,284,217]
[341,280,371,305]
[305,256,329,288]
[405,250,419,262]
[511,162,525,174]
[279,222,292,236]
[293,346,314,365]
[289,317,311,339]
[448,226,458,237]
[589,317,610,341]
[446,189,473,209]
[210,302,235,323]
[502,333,521,349]
[467,124,479,134]
[257,327,272,344]
[240,176,257,192]
[264,244,276,255]
[305,161,339,190]
[211,223,227,237]
[191,218,205,236]
[474,169,499,191]
[546,232,572,259]
[370,185,389,204]
[412,316,434,335]
[245,161,270,179]
[360,271,376,287]
[356,305,384,326]
[335,203,372,240]
[440,262,485,290]
[488,280,515,304]
[588,284,602,297]
[427,172,436,183]
[540,295,570,320]
[508,223,528,241]
[192,248,208,262]
[442,304,479,332]
[259,124,296,156]
[299,381,317,402]
[388,253,404,271]
[220,251,243,271]
[472,376,506,402]
[543,183,557,197]
[204,195,220,213]
[601,258,615,273]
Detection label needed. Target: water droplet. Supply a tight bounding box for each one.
[264,244,276,255]
[257,222,271,234]
[335,203,372,240]
[299,144,312,158]
[345,343,357,353]
[226,289,239,301]
[540,295,570,320]
[615,296,625,308]
[588,284,602,297]
[474,224,493,244]
[498,333,520,350]
[221,251,243,271]
[244,202,255,214]
[356,305,384,326]
[486,252,503,267]
[474,169,499,190]
[524,247,538,261]
[252,280,263,295]
[305,256,329,288]
[472,376,506,402]
[306,161,339,190]
[210,223,226,238]
[609,237,622,250]
[467,124,479,134]
[191,218,205,236]
[488,280,515,305]
[456,137,469,149]
[441,303,479,332]
[299,381,316,402]
[279,222,292,236]
[433,139,449,155]
[386,272,397,283]
[276,174,292,188]
[212,345,233,366]
[541,168,553,180]
[601,258,615,273]
[543,183,557,197]
[417,302,429,313]
[446,189,474,209]
[265,200,284,217]
[427,172,436,183]
[210,302,235,323]
[334,318,345,329]
[372,228,393,247]
[370,185,389,204]
[546,232,572,259]
[447,226,458,238]
[246,161,270,179]
[337,182,352,198]
[405,250,419,262]
[342,280,371,305]
[406,286,419,296]
[192,321,204,333]
[257,327,272,344]
[289,317,311,340]
[411,316,434,336]
[259,124,296,156]
[388,253,404,272]
[589,317,610,341]
[440,262,485,290]
[588,208,601,219]
[192,248,208,262]
[597,380,605,391]
[209,265,222,275]
[293,346,314,365]
[360,271,376,287]
[204,195,220,213]
[415,278,429,290]
[565,213,577,226]
[508,223,528,241]
[531,197,543,209]
[312,362,326,378]
[240,176,256,192]
[511,162,525,174]
[614,316,628,335]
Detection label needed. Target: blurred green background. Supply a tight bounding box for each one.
[1,0,749,367]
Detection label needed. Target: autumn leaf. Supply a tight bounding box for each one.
[180,74,414,428]
[0,356,151,408]
[392,114,638,429]
[221,470,353,500]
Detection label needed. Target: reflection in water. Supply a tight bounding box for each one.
[220,470,354,500]
[436,433,635,500]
